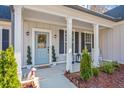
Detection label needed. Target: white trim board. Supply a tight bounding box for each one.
[32,28,52,66]
[24,18,93,31]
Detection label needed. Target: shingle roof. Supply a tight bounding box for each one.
[104,5,124,21]
[0,5,11,21]
[65,5,122,22]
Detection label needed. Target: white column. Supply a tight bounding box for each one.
[66,17,72,72]
[0,26,2,50]
[93,24,100,67]
[14,6,23,80]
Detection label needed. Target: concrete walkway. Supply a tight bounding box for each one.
[36,63,80,88]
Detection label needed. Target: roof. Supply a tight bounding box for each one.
[0,5,123,22]
[64,5,122,22]
[104,5,124,21]
[0,5,11,21]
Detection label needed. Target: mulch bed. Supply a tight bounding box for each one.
[65,64,124,88]
[21,80,37,88]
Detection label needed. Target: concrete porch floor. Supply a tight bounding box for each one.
[36,63,80,88]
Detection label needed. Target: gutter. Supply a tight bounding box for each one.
[64,5,122,22]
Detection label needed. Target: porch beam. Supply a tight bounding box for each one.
[14,6,23,80]
[66,17,72,72]
[93,24,100,67]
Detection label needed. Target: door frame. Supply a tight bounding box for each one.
[32,28,52,66]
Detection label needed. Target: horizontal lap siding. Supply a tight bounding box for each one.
[23,20,93,67]
[23,20,65,67]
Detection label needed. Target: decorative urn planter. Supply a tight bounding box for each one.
[52,62,57,66]
[27,65,32,69]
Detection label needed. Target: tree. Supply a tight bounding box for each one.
[0,46,20,88]
[80,48,92,81]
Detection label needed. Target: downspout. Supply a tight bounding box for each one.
[10,5,14,47]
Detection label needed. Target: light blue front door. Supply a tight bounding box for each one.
[35,31,49,65]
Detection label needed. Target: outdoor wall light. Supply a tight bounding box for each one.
[26,31,30,36]
[54,34,57,38]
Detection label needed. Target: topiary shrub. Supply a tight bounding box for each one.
[0,46,20,88]
[52,45,56,62]
[80,48,92,81]
[92,67,99,77]
[27,46,32,65]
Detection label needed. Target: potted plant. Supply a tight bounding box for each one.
[27,46,32,69]
[52,46,57,66]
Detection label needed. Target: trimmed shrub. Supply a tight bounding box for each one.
[27,46,32,65]
[0,47,20,88]
[92,67,99,77]
[101,61,115,74]
[80,48,92,81]
[52,45,56,62]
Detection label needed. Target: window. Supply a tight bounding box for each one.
[2,29,9,50]
[59,29,77,54]
[81,33,92,53]
[85,33,92,52]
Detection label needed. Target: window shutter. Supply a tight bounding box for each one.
[81,32,85,52]
[59,29,64,54]
[2,29,9,50]
[75,32,79,53]
[92,34,94,48]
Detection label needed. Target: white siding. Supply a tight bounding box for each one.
[23,20,93,67]
[100,23,124,64]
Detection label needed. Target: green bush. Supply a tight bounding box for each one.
[80,48,92,81]
[0,47,20,88]
[112,61,120,68]
[101,61,115,74]
[92,67,99,77]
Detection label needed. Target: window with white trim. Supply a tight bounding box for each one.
[85,33,92,52]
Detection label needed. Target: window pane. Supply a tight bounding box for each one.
[86,43,91,52]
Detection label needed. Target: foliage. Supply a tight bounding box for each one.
[112,61,120,68]
[52,46,56,62]
[0,46,20,88]
[27,46,32,65]
[92,67,99,77]
[101,61,116,74]
[80,48,92,81]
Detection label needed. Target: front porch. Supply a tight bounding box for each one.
[14,6,113,80]
[22,63,80,88]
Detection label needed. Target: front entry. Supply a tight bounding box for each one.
[35,31,49,65]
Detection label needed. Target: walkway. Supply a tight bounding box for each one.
[36,63,80,88]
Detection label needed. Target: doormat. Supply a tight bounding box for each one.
[36,65,51,70]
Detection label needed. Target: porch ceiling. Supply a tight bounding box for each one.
[23,8,108,31]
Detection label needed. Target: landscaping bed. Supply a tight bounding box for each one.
[21,77,39,88]
[65,64,124,88]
